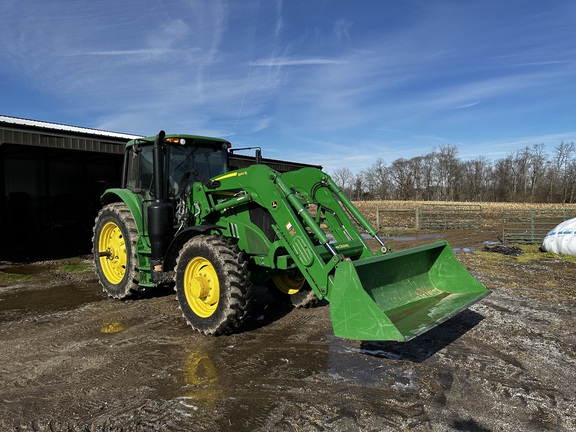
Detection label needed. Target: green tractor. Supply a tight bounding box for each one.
[93,131,490,341]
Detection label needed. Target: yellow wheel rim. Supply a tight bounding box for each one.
[98,221,127,284]
[273,274,306,295]
[183,257,220,318]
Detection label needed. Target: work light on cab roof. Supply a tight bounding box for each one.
[165,137,187,145]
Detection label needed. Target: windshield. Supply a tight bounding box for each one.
[126,143,228,198]
[168,145,228,196]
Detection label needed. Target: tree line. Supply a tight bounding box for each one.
[331,142,576,203]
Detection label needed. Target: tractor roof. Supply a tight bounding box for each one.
[126,133,231,148]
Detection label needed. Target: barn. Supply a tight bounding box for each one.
[0,115,320,259]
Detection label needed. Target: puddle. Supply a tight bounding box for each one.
[452,247,472,253]
[452,241,499,253]
[382,233,445,242]
[327,347,390,385]
[0,264,52,284]
[0,282,104,320]
[129,335,422,430]
[0,264,52,276]
[324,339,418,391]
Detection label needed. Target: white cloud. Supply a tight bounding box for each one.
[73,49,184,57]
[251,57,347,67]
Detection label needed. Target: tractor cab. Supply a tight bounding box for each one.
[123,134,231,201]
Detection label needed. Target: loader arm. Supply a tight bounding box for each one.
[195,164,341,298]
[195,164,490,341]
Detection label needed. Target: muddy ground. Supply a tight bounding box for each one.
[0,228,575,432]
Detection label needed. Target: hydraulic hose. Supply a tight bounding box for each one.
[272,172,337,256]
[322,175,388,251]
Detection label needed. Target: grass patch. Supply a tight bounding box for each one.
[465,243,576,297]
[60,261,93,273]
[514,244,576,264]
[477,244,576,264]
[0,272,33,284]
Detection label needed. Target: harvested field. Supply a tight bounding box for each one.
[0,202,575,431]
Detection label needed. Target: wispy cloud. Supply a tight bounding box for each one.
[251,56,347,67]
[70,49,187,57]
[453,101,481,110]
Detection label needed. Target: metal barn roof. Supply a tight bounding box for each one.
[0,115,142,140]
[0,115,144,154]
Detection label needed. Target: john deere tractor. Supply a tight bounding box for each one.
[93,131,490,340]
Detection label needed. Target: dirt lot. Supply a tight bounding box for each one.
[1,225,575,431]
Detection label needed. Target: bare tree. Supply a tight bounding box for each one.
[433,145,460,201]
[389,158,415,200]
[406,156,425,200]
[362,158,389,200]
[419,154,436,200]
[548,141,575,202]
[493,156,514,201]
[527,143,547,201]
[461,157,490,201]
[331,167,354,196]
[352,174,365,201]
[566,160,576,203]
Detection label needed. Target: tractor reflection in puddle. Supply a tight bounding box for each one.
[178,348,222,408]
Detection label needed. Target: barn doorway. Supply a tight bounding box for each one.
[0,144,123,260]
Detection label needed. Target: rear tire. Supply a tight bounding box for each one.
[92,203,140,299]
[175,235,252,335]
[268,272,318,309]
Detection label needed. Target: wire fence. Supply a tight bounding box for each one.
[501,209,576,244]
[375,204,576,244]
[376,204,482,230]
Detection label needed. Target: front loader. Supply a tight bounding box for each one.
[93,131,490,341]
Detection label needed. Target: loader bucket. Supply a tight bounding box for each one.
[328,241,490,341]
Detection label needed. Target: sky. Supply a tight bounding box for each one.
[1,0,576,174]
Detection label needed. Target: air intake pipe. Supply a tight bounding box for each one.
[148,130,173,282]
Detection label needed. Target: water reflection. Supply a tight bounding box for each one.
[327,339,400,386]
[100,321,125,334]
[178,348,222,407]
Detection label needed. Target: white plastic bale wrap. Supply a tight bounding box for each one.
[541,217,576,255]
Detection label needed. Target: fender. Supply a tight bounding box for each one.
[164,225,224,271]
[101,189,145,235]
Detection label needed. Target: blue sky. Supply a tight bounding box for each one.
[1,1,575,174]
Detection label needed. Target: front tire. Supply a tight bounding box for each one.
[92,203,140,299]
[175,235,252,335]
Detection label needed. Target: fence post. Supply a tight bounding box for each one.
[530,210,535,243]
[376,208,380,231]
